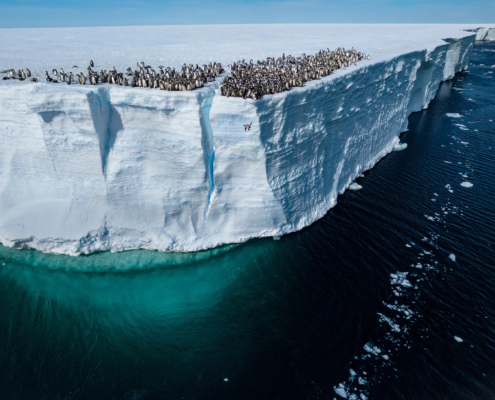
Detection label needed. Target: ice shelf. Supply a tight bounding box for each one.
[0,25,494,255]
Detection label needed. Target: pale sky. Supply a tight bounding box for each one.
[0,0,493,28]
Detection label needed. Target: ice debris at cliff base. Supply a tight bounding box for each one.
[393,142,408,151]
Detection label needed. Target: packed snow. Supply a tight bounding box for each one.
[0,25,494,255]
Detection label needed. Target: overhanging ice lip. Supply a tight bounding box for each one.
[0,25,494,256]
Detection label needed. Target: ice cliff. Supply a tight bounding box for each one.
[0,26,493,255]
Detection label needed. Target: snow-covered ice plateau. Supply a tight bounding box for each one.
[0,25,494,255]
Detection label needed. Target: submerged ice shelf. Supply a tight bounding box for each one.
[0,25,494,255]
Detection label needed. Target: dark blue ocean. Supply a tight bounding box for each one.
[0,41,494,400]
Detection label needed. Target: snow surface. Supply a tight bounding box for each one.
[0,25,494,255]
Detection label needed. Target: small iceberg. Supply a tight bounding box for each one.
[349,183,363,191]
[454,336,464,343]
[460,182,473,188]
[393,142,408,151]
[446,113,462,118]
[334,384,347,398]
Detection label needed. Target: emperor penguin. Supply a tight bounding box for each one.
[90,60,94,67]
[26,68,31,77]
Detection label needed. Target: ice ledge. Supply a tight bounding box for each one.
[473,27,495,41]
[0,27,492,255]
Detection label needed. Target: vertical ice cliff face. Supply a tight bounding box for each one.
[0,33,480,255]
[208,34,474,238]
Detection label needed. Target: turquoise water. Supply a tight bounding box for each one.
[1,41,495,400]
[0,228,383,399]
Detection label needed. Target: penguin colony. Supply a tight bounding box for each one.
[221,47,369,100]
[1,47,370,99]
[1,68,36,82]
[2,60,224,91]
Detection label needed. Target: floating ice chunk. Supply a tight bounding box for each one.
[363,343,382,355]
[444,161,452,164]
[358,377,367,385]
[416,263,423,268]
[391,271,412,287]
[224,378,228,382]
[460,182,473,188]
[273,236,281,241]
[335,384,347,398]
[406,244,412,248]
[454,336,464,343]
[449,254,456,262]
[360,395,368,400]
[446,113,462,118]
[382,354,390,360]
[349,183,363,191]
[455,124,469,130]
[378,313,401,332]
[393,142,408,151]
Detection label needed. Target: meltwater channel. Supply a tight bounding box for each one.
[0,41,494,400]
